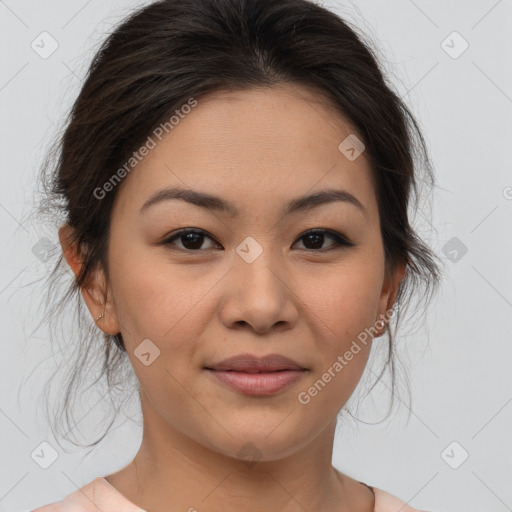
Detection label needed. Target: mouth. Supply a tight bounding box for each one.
[204,368,307,396]
[204,353,308,396]
[205,353,306,372]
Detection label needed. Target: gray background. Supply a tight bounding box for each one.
[1,0,511,511]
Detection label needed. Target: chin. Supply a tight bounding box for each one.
[204,422,310,463]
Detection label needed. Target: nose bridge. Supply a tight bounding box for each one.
[219,235,297,331]
[234,234,285,297]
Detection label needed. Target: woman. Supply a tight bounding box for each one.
[32,0,441,510]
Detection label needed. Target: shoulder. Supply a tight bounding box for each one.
[31,505,64,512]
[30,477,147,512]
[373,486,433,512]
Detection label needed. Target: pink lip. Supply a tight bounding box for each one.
[205,353,306,372]
[206,368,306,396]
[204,353,308,396]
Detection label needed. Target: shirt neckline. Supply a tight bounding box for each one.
[99,477,148,511]
[99,477,376,511]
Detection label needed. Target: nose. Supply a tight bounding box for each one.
[219,246,299,335]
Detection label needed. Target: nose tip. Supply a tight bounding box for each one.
[220,256,299,334]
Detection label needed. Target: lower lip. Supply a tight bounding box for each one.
[206,369,306,396]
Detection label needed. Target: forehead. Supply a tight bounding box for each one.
[113,84,378,222]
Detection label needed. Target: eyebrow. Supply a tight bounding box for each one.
[139,187,367,218]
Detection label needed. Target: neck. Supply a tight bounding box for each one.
[105,396,373,512]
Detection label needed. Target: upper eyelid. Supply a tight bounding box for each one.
[163,228,352,247]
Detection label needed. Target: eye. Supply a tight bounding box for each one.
[162,228,222,251]
[292,229,354,252]
[161,228,354,253]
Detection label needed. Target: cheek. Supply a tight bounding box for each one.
[108,244,216,347]
[300,263,383,348]
[294,261,383,405]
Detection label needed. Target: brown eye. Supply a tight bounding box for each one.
[163,229,222,251]
[161,228,354,253]
[293,229,354,251]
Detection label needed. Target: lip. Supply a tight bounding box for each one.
[205,353,306,372]
[206,369,306,395]
[204,353,308,396]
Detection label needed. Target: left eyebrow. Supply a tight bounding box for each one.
[139,187,368,219]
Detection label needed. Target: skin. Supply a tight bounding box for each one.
[59,84,404,512]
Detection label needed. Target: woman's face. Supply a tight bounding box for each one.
[69,84,403,462]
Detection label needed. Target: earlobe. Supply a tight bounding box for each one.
[58,224,121,335]
[79,263,121,336]
[375,261,406,336]
[83,279,121,335]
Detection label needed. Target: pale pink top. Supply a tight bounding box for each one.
[31,477,432,511]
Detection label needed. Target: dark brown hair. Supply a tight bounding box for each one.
[34,0,442,449]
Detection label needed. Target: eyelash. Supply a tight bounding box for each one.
[161,228,355,253]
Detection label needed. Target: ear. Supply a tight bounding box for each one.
[58,224,121,336]
[375,260,406,337]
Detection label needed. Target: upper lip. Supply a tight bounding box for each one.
[205,353,307,373]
